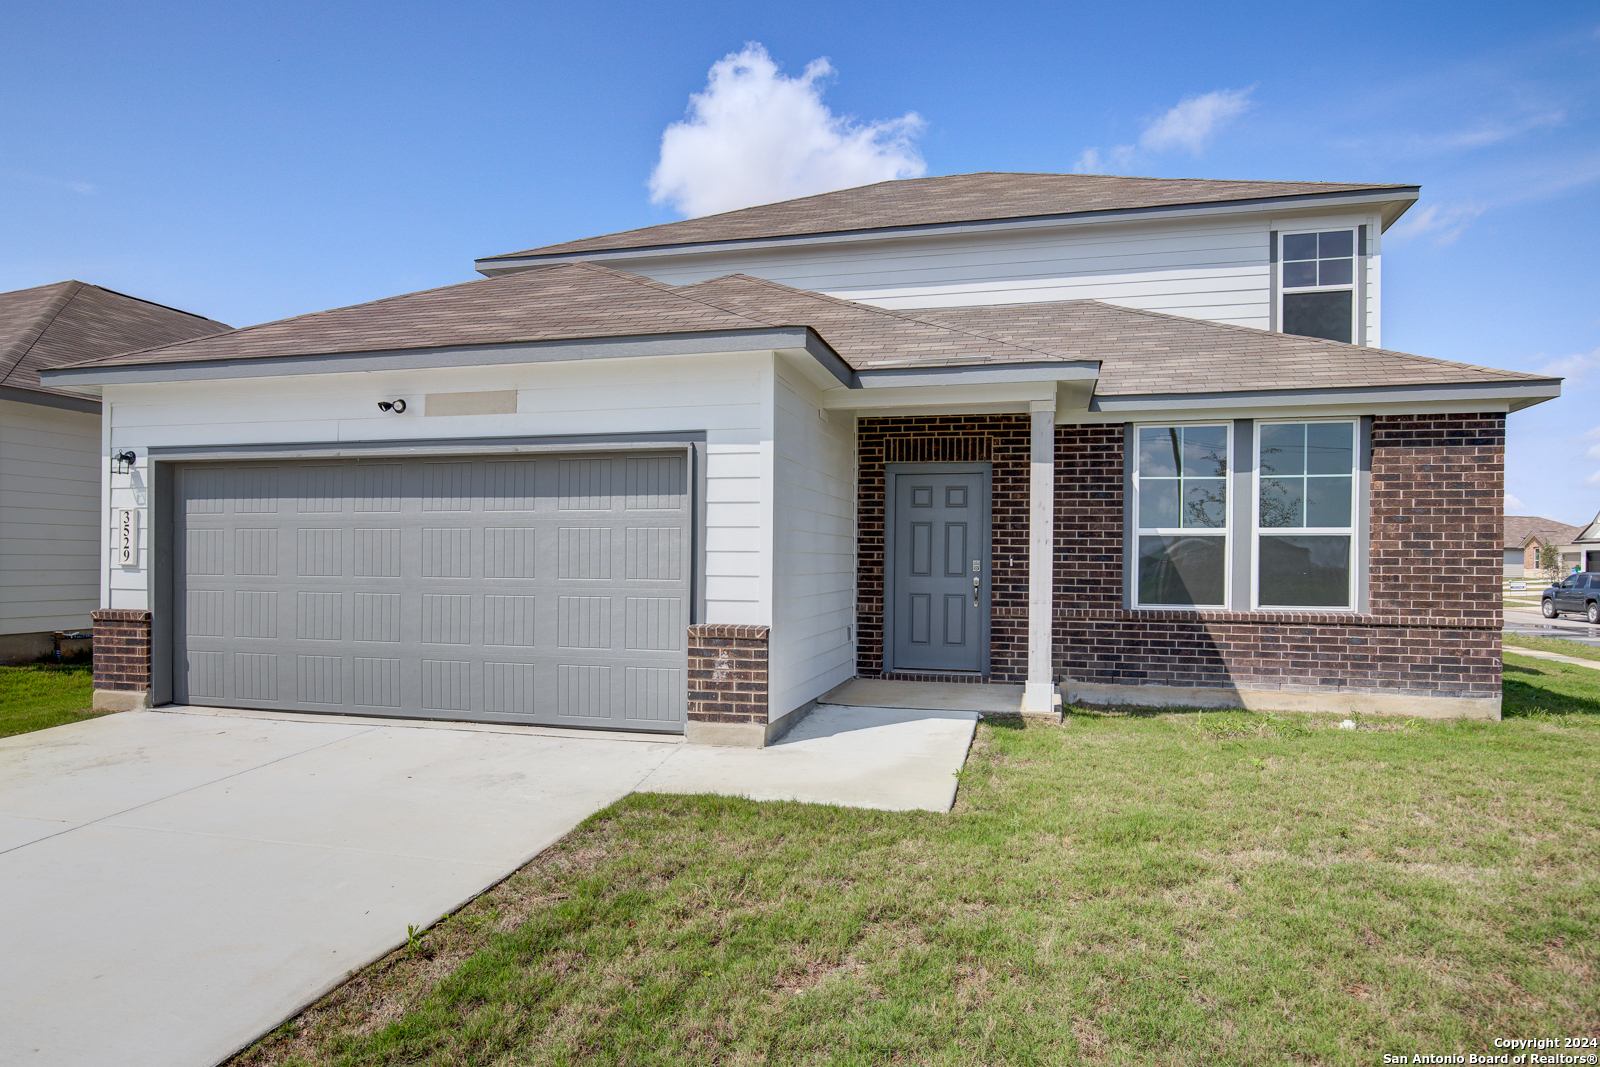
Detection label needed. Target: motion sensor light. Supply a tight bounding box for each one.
[377,399,407,413]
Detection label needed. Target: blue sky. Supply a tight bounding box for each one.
[4,2,1598,522]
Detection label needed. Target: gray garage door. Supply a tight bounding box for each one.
[171,452,690,732]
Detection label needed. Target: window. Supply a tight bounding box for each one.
[1255,420,1357,608]
[1134,424,1229,607]
[1281,230,1355,343]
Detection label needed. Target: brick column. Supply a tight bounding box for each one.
[686,623,769,747]
[91,609,153,712]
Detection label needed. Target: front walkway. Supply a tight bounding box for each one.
[0,699,976,1067]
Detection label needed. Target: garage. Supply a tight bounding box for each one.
[169,450,691,732]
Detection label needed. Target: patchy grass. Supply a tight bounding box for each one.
[0,662,100,738]
[234,666,1599,1067]
[1503,633,1600,664]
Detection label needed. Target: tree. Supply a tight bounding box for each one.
[1538,541,1564,584]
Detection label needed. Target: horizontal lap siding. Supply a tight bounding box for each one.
[104,354,772,622]
[615,216,1274,329]
[769,364,856,718]
[0,400,100,633]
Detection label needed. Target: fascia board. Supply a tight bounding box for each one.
[1085,378,1559,415]
[41,327,859,389]
[475,188,1421,273]
[821,381,1058,411]
[855,362,1099,388]
[0,385,101,413]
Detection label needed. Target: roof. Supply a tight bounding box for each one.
[0,281,228,403]
[48,262,1550,402]
[1504,516,1582,550]
[480,172,1418,263]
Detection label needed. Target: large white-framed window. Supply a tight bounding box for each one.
[1253,419,1358,610]
[1133,422,1231,608]
[1279,229,1356,344]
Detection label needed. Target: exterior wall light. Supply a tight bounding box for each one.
[111,450,137,475]
[377,399,407,413]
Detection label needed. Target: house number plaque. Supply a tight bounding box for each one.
[116,508,138,567]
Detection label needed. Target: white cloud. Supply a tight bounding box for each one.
[648,44,925,218]
[1138,88,1253,155]
[1389,201,1487,245]
[1505,491,1526,511]
[1072,145,1133,174]
[1540,346,1600,383]
[2,167,93,195]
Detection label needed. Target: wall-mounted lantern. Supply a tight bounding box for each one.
[111,450,137,475]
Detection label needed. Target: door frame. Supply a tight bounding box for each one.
[882,461,993,676]
[149,431,707,711]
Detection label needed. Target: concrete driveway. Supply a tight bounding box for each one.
[0,701,976,1067]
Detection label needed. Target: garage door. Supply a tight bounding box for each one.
[171,452,690,732]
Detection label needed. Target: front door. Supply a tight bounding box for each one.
[889,466,989,673]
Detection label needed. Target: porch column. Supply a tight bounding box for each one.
[1024,400,1057,714]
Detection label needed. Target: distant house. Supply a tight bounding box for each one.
[43,173,1562,726]
[0,282,227,663]
[1503,516,1582,578]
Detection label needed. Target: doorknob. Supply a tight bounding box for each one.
[972,575,980,607]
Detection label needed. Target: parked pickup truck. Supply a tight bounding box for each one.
[1541,572,1600,623]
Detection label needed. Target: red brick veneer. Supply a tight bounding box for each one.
[91,609,152,693]
[686,623,769,724]
[856,415,1031,682]
[1049,412,1505,702]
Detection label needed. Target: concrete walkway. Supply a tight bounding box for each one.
[1502,644,1600,672]
[0,700,976,1067]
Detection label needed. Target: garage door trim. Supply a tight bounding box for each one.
[148,436,707,718]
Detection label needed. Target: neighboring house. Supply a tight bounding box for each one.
[42,173,1558,733]
[0,282,227,663]
[1502,516,1581,578]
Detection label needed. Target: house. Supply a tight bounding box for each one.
[0,282,227,664]
[41,173,1558,736]
[1502,516,1582,578]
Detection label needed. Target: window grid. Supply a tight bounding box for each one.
[1279,229,1358,345]
[1252,419,1359,611]
[1133,423,1230,610]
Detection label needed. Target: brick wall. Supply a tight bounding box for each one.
[91,609,152,693]
[686,623,769,724]
[1050,412,1505,701]
[856,415,1031,682]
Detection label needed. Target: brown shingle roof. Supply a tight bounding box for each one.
[1503,516,1582,550]
[481,172,1416,262]
[51,264,1547,401]
[0,281,228,402]
[912,301,1546,394]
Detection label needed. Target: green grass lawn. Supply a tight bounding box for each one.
[232,653,1600,1067]
[0,662,99,738]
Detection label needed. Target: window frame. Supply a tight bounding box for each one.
[1278,228,1358,345]
[1250,417,1360,612]
[1131,420,1233,610]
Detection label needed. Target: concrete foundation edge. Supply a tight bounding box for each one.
[92,688,152,713]
[1065,681,1502,721]
[685,700,814,749]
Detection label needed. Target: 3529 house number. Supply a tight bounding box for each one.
[116,508,138,567]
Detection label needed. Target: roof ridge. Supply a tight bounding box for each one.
[565,262,783,327]
[686,273,1069,361]
[0,281,82,387]
[1038,299,1553,382]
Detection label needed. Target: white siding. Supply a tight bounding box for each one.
[768,359,856,720]
[102,352,775,627]
[593,214,1280,330]
[0,398,101,633]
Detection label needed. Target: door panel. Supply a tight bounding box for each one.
[890,468,988,672]
[171,452,690,731]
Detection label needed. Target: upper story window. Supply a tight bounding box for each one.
[1281,230,1355,344]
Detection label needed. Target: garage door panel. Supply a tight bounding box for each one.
[173,452,689,731]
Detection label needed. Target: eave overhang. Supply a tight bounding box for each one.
[475,187,1421,276]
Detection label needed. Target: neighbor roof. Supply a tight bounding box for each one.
[0,281,228,402]
[1505,516,1583,550]
[480,172,1418,264]
[49,262,1551,403]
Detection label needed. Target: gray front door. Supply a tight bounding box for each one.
[889,466,990,673]
[170,451,690,732]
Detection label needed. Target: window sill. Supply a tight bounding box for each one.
[1059,607,1499,629]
